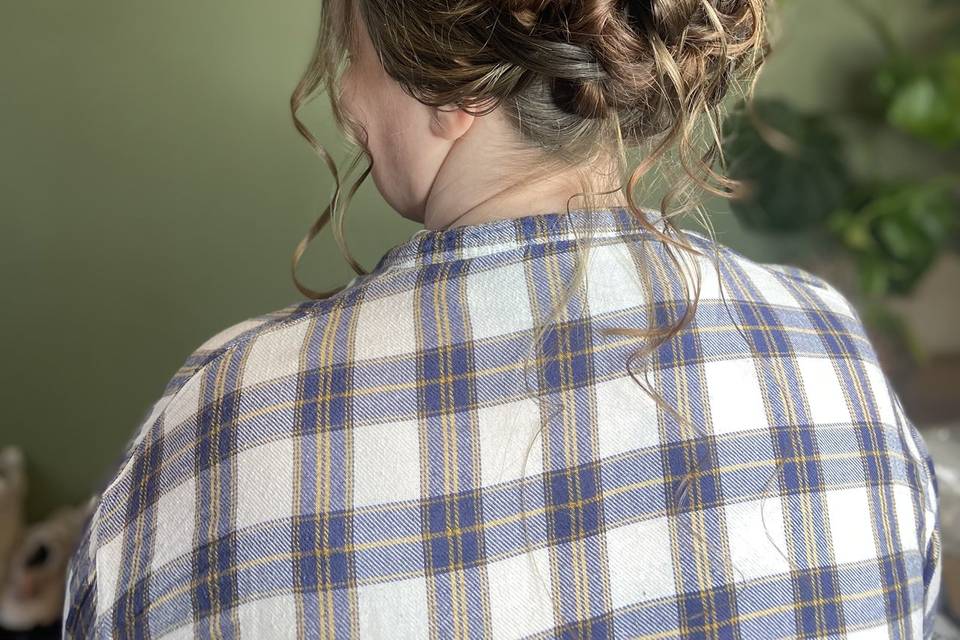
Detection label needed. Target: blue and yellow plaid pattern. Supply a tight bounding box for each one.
[64,206,942,638]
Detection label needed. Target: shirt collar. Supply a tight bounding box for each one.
[371,205,668,272]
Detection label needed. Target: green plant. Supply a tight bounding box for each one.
[722,100,851,232]
[874,52,960,149]
[721,0,959,365]
[827,178,958,296]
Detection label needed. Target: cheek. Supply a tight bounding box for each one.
[365,89,425,168]
[368,101,441,216]
[339,76,392,154]
[338,68,441,215]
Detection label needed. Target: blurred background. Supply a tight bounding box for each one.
[1,0,958,635]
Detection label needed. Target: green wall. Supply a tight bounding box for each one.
[0,0,936,520]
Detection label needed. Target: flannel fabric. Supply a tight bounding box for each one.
[64,206,941,639]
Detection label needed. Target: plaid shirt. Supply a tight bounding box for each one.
[64,206,942,639]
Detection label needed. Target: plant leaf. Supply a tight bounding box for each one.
[722,98,851,233]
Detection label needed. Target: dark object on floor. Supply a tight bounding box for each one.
[0,620,60,640]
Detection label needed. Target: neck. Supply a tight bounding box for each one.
[420,115,628,231]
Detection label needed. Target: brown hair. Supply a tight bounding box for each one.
[289,0,775,585]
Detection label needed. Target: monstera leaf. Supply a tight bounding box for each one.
[722,98,851,232]
[827,179,959,296]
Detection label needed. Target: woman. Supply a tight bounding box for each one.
[64,0,942,637]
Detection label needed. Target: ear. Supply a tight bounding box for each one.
[429,105,475,141]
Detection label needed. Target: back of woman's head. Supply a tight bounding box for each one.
[362,0,764,148]
[290,0,771,302]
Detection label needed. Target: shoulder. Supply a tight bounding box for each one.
[64,283,381,633]
[112,269,402,494]
[84,269,403,525]
[96,298,327,476]
[117,290,363,473]
[159,299,322,399]
[680,228,864,323]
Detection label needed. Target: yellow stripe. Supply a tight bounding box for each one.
[430,263,464,640]
[210,352,230,640]
[291,313,319,638]
[542,240,592,627]
[410,277,440,640]
[316,301,343,640]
